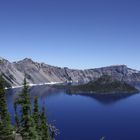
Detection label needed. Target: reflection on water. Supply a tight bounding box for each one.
[5,85,140,140]
[80,93,137,105]
[6,85,63,104]
[6,85,138,104]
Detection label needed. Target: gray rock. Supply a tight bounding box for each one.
[0,57,140,86]
[14,133,22,140]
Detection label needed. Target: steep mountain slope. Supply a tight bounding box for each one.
[0,58,24,86]
[0,57,140,86]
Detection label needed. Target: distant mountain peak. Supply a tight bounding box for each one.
[16,58,35,64]
[22,58,33,62]
[0,57,140,86]
[101,65,128,69]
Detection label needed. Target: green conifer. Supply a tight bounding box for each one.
[14,102,19,130]
[33,96,42,139]
[40,106,50,140]
[0,75,14,140]
[15,78,38,140]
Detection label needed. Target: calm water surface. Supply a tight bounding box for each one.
[6,85,140,140]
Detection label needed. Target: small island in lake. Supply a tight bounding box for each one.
[67,75,139,94]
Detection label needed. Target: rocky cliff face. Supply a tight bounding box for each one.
[0,57,140,86]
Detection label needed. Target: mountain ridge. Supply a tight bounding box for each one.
[0,57,140,86]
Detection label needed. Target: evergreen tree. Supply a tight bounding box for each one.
[15,78,38,140]
[33,96,40,129]
[40,106,50,140]
[0,75,14,140]
[14,78,51,140]
[14,102,19,130]
[33,96,41,139]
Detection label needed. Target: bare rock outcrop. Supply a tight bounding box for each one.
[0,57,140,86]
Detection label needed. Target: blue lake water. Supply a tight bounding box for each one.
[6,85,140,140]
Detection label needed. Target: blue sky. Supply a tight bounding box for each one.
[0,0,140,69]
